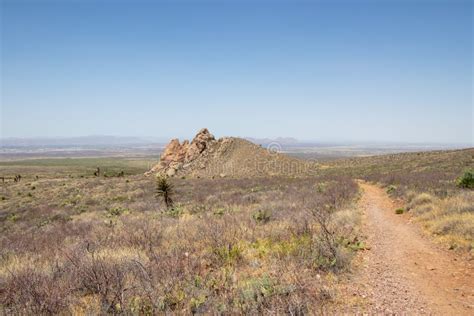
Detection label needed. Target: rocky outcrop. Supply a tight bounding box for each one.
[145,128,216,177]
[185,128,216,162]
[145,128,313,178]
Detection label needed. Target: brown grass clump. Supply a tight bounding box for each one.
[407,193,434,211]
[405,192,474,251]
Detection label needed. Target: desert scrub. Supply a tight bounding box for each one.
[252,209,271,224]
[163,204,184,218]
[6,213,20,222]
[213,207,225,216]
[457,170,474,189]
[407,191,474,250]
[111,195,128,202]
[407,193,434,211]
[248,235,312,259]
[213,243,243,266]
[236,275,276,312]
[315,182,327,193]
[106,206,129,217]
[395,208,404,214]
[0,169,359,314]
[386,185,397,194]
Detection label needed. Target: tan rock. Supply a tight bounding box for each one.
[166,168,177,177]
[145,128,216,177]
[185,128,215,162]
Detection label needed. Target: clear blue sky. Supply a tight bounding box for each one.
[1,0,472,143]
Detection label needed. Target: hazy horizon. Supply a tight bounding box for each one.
[1,1,473,144]
[0,133,472,147]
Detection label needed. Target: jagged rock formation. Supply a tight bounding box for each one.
[145,128,315,178]
[145,128,217,177]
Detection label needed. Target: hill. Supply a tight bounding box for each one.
[145,128,315,178]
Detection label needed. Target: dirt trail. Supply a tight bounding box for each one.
[353,182,473,314]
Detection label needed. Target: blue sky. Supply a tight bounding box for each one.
[1,0,472,143]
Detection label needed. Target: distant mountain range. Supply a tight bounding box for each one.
[0,135,302,148]
[0,136,169,147]
[244,137,299,145]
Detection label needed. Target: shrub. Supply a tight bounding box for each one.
[252,209,271,224]
[7,213,19,222]
[164,205,183,218]
[395,208,404,214]
[386,185,397,194]
[407,193,433,210]
[213,207,225,216]
[213,243,243,265]
[237,275,276,310]
[106,207,128,217]
[316,183,326,193]
[412,203,434,216]
[457,170,474,189]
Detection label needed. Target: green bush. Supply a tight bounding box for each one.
[214,244,242,265]
[457,170,474,189]
[7,213,19,222]
[106,207,128,217]
[316,183,326,193]
[252,209,271,224]
[238,275,275,307]
[165,205,183,218]
[213,207,225,216]
[395,208,404,214]
[386,185,397,194]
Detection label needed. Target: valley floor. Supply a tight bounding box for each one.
[348,183,473,314]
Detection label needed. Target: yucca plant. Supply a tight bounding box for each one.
[155,176,174,208]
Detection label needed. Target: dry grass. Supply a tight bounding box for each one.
[0,159,360,314]
[406,191,474,251]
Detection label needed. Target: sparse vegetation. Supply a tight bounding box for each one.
[0,158,360,313]
[0,148,472,313]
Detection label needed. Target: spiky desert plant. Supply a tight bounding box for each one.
[155,176,174,208]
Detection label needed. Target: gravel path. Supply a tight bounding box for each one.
[351,183,474,314]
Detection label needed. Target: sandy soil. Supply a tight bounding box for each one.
[347,183,474,314]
